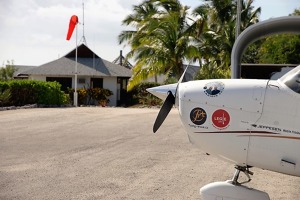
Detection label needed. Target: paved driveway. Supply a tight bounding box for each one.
[0,107,300,199]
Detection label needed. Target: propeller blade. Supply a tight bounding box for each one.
[153,91,175,133]
[149,65,190,133]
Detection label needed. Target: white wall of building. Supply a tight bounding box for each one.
[103,77,117,107]
[29,75,118,107]
[29,75,46,81]
[73,76,89,89]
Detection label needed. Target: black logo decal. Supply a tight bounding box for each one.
[190,108,207,125]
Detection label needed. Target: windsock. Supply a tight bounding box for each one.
[66,15,78,40]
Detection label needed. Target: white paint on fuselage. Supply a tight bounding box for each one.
[177,79,300,176]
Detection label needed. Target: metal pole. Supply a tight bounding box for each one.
[82,0,86,44]
[235,0,242,40]
[74,24,78,107]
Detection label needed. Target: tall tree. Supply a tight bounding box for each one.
[119,0,261,86]
[193,0,261,79]
[258,34,300,64]
[257,8,300,64]
[119,0,200,90]
[0,60,16,81]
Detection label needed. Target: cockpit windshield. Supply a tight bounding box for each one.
[279,65,300,93]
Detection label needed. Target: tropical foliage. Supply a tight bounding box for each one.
[0,80,68,106]
[0,89,11,107]
[119,0,261,89]
[193,0,261,79]
[258,34,300,64]
[256,8,300,64]
[67,88,113,106]
[129,82,162,106]
[119,0,201,90]
[0,60,17,81]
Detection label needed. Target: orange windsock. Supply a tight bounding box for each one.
[66,15,78,40]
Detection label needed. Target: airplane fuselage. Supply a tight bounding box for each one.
[177,78,300,177]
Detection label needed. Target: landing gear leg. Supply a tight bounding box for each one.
[231,165,253,185]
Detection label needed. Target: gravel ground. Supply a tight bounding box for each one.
[0,107,300,200]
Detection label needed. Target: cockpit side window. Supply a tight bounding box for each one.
[280,65,300,94]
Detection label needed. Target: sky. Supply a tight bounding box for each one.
[0,0,299,67]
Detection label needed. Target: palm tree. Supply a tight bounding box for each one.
[119,0,200,90]
[119,0,261,86]
[240,0,261,30]
[193,0,261,79]
[118,1,158,46]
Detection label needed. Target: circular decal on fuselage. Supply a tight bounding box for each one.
[203,82,225,97]
[190,108,207,125]
[212,109,230,129]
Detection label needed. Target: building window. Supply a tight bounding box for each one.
[91,78,103,88]
[78,78,86,84]
[46,77,72,91]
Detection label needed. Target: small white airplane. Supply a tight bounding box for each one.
[147,17,300,200]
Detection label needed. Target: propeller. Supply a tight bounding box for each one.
[153,91,175,133]
[148,66,189,133]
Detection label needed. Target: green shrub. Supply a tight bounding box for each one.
[77,88,88,105]
[0,89,11,107]
[67,87,113,106]
[0,80,67,106]
[130,82,162,106]
[0,82,9,91]
[87,88,113,105]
